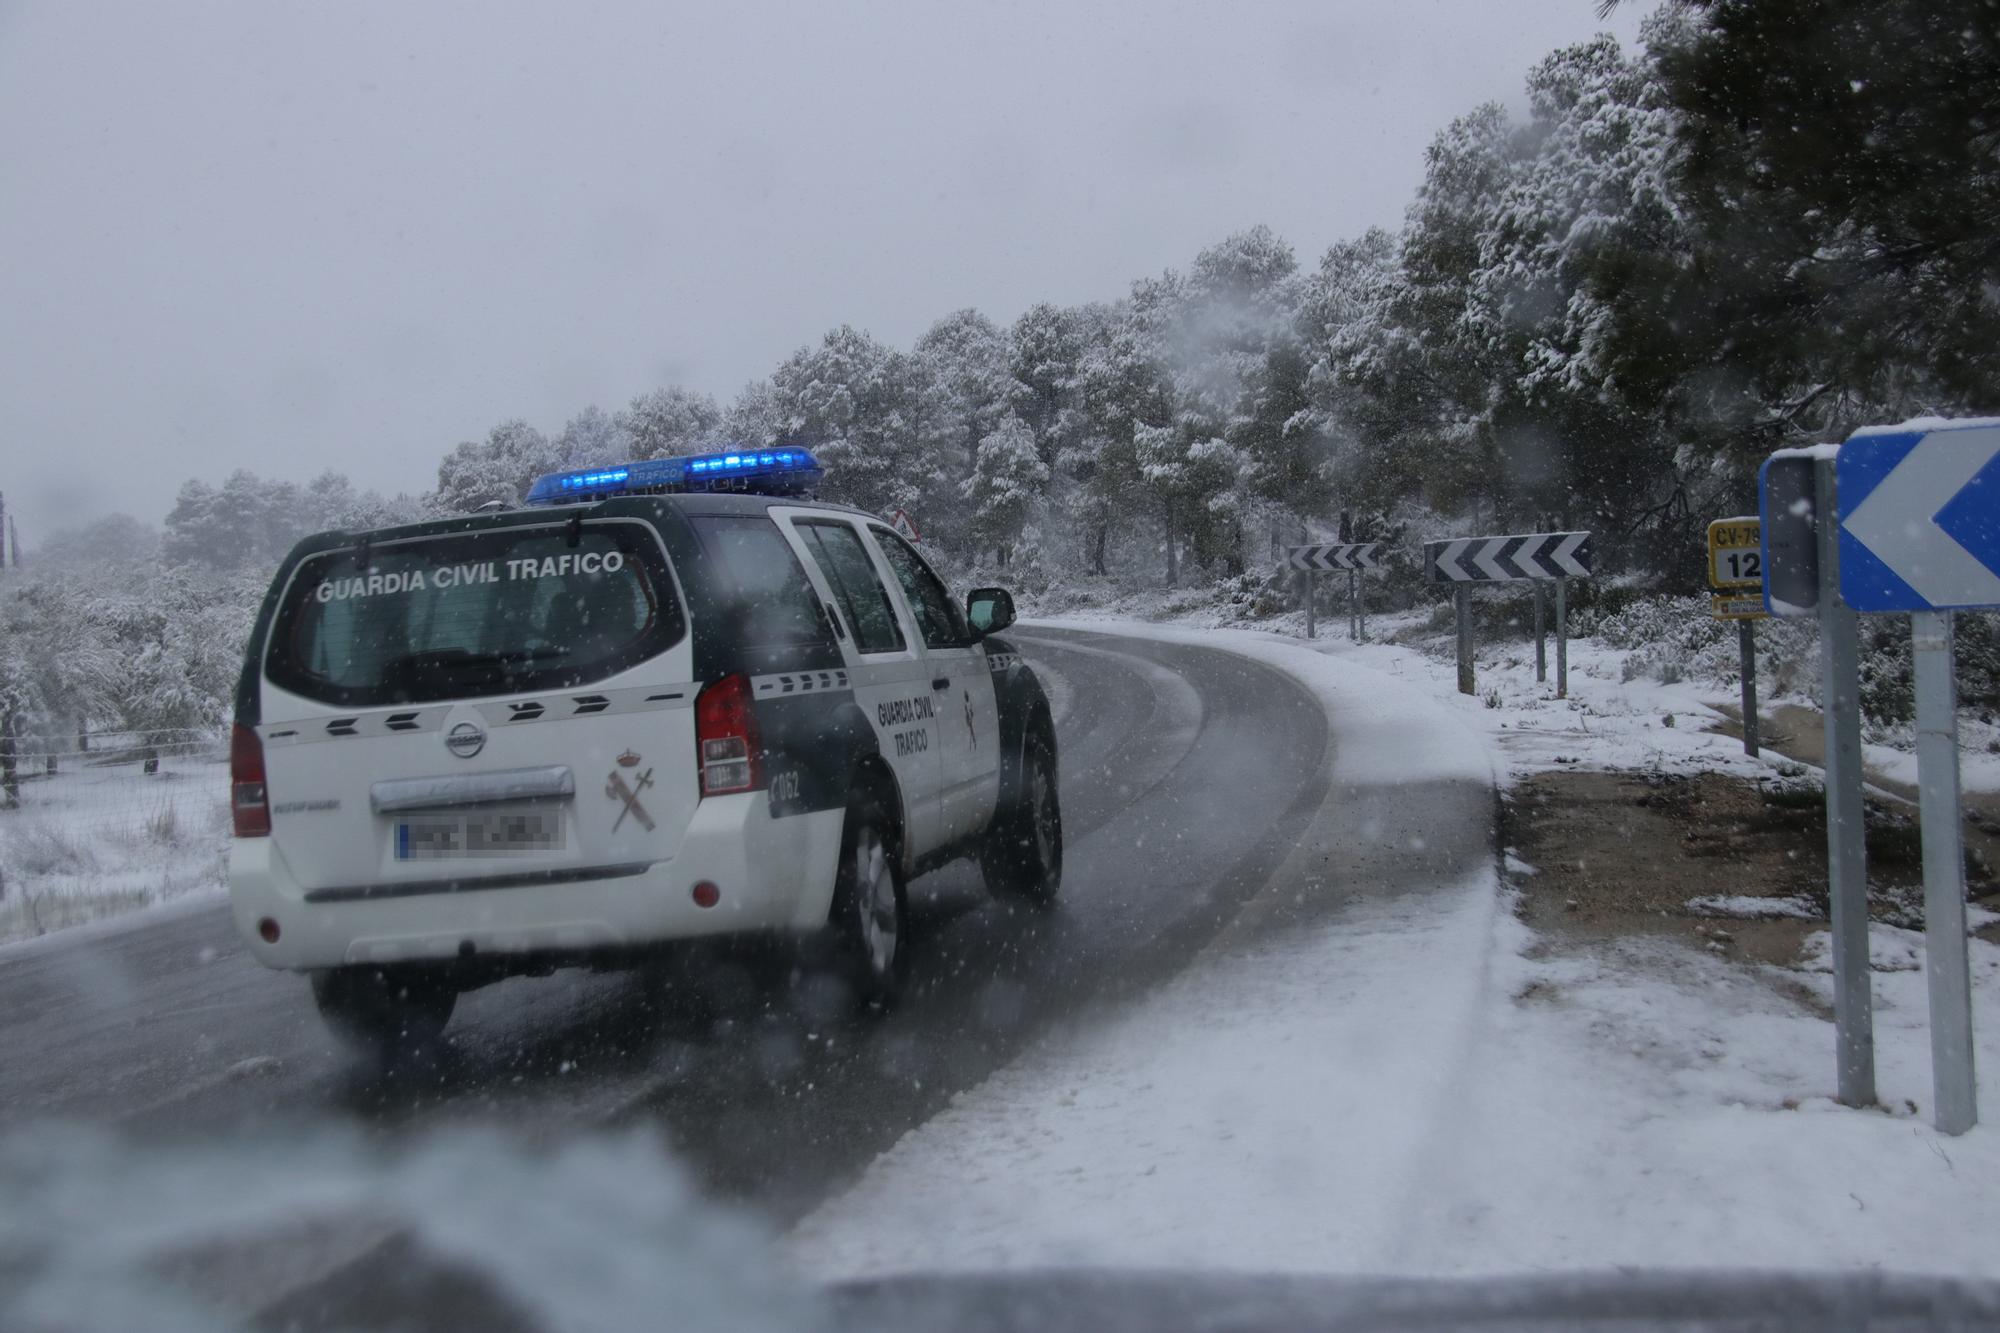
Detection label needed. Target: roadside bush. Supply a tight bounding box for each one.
[5,819,99,877]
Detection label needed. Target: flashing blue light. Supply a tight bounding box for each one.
[524,448,823,505]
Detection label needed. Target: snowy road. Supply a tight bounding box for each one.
[0,625,1494,1231]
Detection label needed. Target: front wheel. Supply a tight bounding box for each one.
[830,793,910,1010]
[311,965,456,1058]
[981,734,1062,907]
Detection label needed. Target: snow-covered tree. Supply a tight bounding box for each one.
[616,386,722,460]
[1301,228,1416,518]
[908,309,1015,547]
[1012,302,1115,570]
[555,405,633,470]
[432,420,558,513]
[961,414,1048,565]
[1076,299,1172,576]
[769,326,934,516]
[721,379,784,449]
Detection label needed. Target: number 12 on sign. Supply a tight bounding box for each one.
[1708,518,1763,589]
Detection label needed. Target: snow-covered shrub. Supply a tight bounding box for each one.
[6,819,98,877]
[143,797,181,848]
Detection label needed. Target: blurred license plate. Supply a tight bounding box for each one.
[396,809,564,859]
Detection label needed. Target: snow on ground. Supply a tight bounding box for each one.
[1317,602,2000,796]
[1033,588,2000,795]
[0,749,229,944]
[1034,616,1497,789]
[1865,735,2000,799]
[1035,598,1783,788]
[790,615,2000,1284]
[793,869,2000,1281]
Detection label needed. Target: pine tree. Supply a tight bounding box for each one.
[616,387,722,459]
[769,326,935,516]
[1650,0,2000,434]
[962,415,1048,566]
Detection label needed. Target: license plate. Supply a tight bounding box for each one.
[395,809,565,860]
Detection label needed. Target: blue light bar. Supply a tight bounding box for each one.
[525,448,823,505]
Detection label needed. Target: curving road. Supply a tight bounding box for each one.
[0,626,1493,1238]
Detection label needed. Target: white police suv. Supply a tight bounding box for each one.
[227,449,1060,1051]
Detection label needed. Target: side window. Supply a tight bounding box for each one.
[797,520,906,655]
[873,528,970,650]
[690,515,830,648]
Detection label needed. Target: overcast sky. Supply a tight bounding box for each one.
[0,1,1643,538]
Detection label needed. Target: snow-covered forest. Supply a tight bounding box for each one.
[2,0,1994,752]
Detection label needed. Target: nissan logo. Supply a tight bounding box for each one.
[445,721,486,759]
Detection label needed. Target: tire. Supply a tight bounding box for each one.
[311,965,456,1058]
[980,732,1062,907]
[829,790,910,1010]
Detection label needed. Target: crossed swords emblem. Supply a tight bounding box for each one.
[605,767,656,832]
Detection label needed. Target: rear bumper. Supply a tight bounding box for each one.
[229,796,844,971]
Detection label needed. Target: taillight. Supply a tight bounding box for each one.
[231,723,271,837]
[694,673,764,797]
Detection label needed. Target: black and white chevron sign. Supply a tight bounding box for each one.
[1425,531,1592,583]
[1283,542,1381,572]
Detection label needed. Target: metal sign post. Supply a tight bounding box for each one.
[1554,578,1568,699]
[1914,610,1976,1135]
[1533,584,1547,683]
[1425,530,1593,700]
[1738,621,1760,758]
[1455,586,1474,696]
[1832,419,2000,1132]
[1759,429,2000,1125]
[1283,543,1383,644]
[1817,456,1877,1110]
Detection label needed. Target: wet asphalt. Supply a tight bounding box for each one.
[0,626,1494,1233]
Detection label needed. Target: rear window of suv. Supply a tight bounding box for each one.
[265,520,683,706]
[688,515,830,649]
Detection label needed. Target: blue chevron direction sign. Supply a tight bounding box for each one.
[1425,531,1591,583]
[1837,420,2000,613]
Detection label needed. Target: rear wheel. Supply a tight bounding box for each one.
[830,792,909,1010]
[311,965,456,1058]
[981,733,1062,907]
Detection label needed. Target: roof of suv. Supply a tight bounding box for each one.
[588,491,878,521]
[263,491,888,578]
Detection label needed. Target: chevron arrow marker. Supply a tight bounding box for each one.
[1510,533,1551,578]
[1434,539,1472,581]
[1551,532,1591,577]
[1473,538,1512,581]
[1843,427,2000,610]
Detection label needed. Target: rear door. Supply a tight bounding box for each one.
[866,524,1001,842]
[777,512,945,859]
[254,517,700,897]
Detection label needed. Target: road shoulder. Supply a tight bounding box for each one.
[789,618,2000,1285]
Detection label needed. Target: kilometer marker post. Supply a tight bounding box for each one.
[1738,620,1760,758]
[1707,517,1768,758]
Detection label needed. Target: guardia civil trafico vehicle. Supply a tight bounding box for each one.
[227,449,1060,1052]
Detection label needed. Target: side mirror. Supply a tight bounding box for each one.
[966,586,1016,637]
